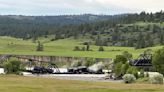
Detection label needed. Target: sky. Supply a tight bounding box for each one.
[0,0,163,15]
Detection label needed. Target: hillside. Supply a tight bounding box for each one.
[0,14,114,25]
[0,11,163,49]
[0,36,163,59]
[0,14,115,38]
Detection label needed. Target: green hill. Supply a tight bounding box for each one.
[0,11,163,58]
[0,36,163,59]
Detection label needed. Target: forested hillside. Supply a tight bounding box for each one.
[0,11,164,48]
[0,14,116,38]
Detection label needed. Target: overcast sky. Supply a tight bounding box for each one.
[0,0,163,15]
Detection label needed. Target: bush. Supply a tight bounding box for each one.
[137,77,149,83]
[114,55,127,64]
[149,73,163,84]
[122,51,133,60]
[73,46,81,51]
[83,42,91,45]
[132,68,139,79]
[81,47,86,51]
[114,62,123,78]
[121,63,129,75]
[122,74,136,84]
[82,58,96,67]
[139,69,145,78]
[98,46,104,51]
[126,67,133,74]
[145,72,149,77]
[4,60,21,74]
[126,67,138,78]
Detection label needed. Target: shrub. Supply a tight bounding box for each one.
[4,59,21,74]
[149,73,163,84]
[81,47,86,51]
[132,68,139,79]
[126,67,133,74]
[50,38,55,41]
[82,58,96,67]
[98,46,104,51]
[114,55,127,64]
[114,62,123,78]
[122,51,133,60]
[122,74,136,83]
[121,63,129,75]
[139,69,145,78]
[73,46,81,51]
[83,42,90,45]
[145,72,149,77]
[137,77,149,83]
[126,67,139,78]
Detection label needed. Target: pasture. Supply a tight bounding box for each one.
[0,37,162,58]
[0,36,163,59]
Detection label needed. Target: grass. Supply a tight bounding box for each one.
[0,36,163,59]
[0,75,164,92]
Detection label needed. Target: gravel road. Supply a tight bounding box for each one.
[23,72,122,82]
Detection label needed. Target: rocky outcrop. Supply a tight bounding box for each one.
[0,54,112,63]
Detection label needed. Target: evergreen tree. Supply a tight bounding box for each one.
[36,41,44,51]
[145,33,153,47]
[86,43,90,51]
[136,32,146,49]
[159,31,164,45]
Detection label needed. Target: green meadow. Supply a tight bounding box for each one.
[0,75,164,92]
[0,36,163,59]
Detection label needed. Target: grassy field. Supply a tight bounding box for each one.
[0,75,163,92]
[0,36,163,59]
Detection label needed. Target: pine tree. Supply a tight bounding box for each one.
[36,41,44,51]
[86,43,90,51]
[136,32,146,49]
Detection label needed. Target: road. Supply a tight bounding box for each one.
[22,72,122,82]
